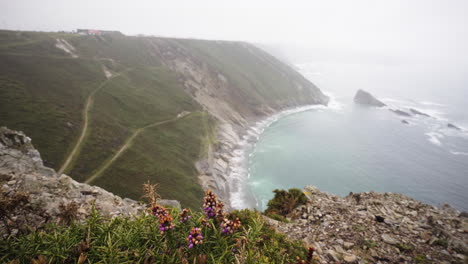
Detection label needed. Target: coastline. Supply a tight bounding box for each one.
[197,103,332,210]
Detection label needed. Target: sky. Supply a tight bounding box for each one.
[2,0,468,59]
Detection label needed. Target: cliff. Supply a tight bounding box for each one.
[0,30,328,208]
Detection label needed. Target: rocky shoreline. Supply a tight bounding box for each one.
[196,104,329,210]
[264,185,468,263]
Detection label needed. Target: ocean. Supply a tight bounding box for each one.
[233,59,468,212]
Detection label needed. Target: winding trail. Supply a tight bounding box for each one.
[84,112,191,184]
[58,69,131,175]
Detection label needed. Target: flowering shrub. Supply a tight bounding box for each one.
[202,190,225,220]
[2,190,309,263]
[187,227,204,249]
[179,208,191,223]
[151,205,175,234]
[220,217,241,235]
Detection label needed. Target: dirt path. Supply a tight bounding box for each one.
[84,112,191,184]
[58,69,131,175]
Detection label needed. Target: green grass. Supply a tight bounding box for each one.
[92,112,215,210]
[0,53,104,168]
[0,207,307,264]
[67,66,201,181]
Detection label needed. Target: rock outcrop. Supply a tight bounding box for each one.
[448,123,462,130]
[265,185,467,263]
[409,108,431,117]
[390,109,412,117]
[0,127,178,237]
[353,90,386,107]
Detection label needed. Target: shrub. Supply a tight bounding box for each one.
[0,190,307,264]
[265,188,308,217]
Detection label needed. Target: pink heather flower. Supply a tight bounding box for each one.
[203,190,225,220]
[187,227,204,249]
[179,208,191,223]
[151,205,175,234]
[220,217,241,235]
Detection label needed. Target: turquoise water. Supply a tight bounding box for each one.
[247,103,468,211]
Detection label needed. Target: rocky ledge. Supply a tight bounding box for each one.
[264,185,467,264]
[0,127,178,237]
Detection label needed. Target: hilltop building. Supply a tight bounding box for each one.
[77,29,122,36]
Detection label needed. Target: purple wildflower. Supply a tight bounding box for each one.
[179,208,191,223]
[203,190,225,220]
[151,205,175,234]
[187,227,204,249]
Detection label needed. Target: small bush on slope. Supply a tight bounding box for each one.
[0,191,307,264]
[265,188,308,217]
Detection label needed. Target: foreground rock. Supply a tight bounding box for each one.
[0,127,178,237]
[264,185,467,263]
[354,90,386,107]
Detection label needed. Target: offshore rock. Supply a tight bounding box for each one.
[353,89,386,107]
[390,109,412,117]
[448,123,462,130]
[409,108,431,117]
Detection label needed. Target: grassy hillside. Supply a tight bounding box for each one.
[0,30,326,209]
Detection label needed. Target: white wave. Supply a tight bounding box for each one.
[419,101,446,107]
[450,150,468,156]
[425,132,444,146]
[322,91,344,111]
[381,98,413,105]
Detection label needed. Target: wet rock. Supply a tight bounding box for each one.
[390,109,412,117]
[447,123,461,130]
[409,108,431,117]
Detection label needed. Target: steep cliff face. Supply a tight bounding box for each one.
[0,30,328,208]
